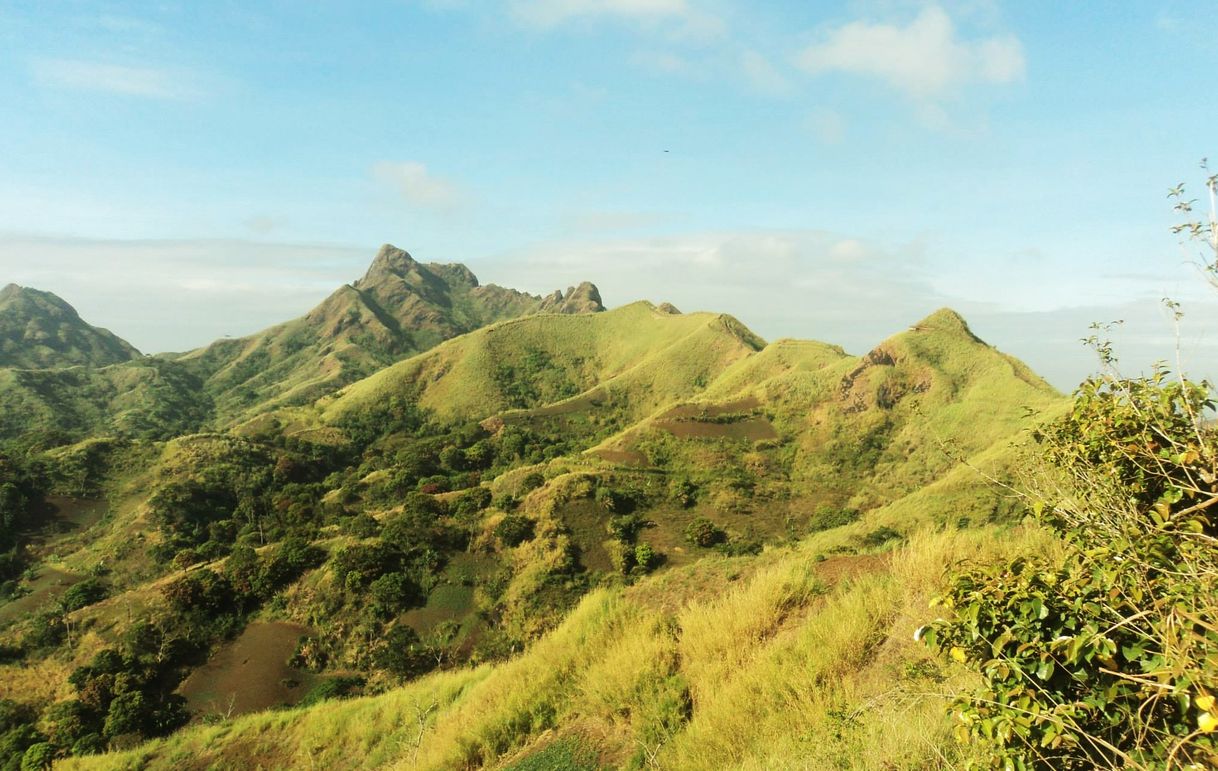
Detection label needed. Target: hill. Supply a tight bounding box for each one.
[173,244,604,424]
[0,300,1068,771]
[0,284,140,369]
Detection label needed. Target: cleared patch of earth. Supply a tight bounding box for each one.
[0,567,83,625]
[655,415,777,441]
[177,621,316,719]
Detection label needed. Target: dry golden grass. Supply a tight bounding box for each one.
[69,525,1060,770]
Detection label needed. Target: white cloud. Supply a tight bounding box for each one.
[30,58,197,100]
[512,0,688,26]
[739,50,791,96]
[0,236,371,353]
[795,5,1024,100]
[372,161,462,210]
[630,50,693,75]
[474,229,951,351]
[805,107,846,144]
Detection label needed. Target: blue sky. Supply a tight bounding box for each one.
[0,1,1216,388]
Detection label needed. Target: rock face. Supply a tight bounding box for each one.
[0,284,140,368]
[537,282,604,314]
[657,302,682,315]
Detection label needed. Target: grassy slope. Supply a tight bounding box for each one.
[320,301,765,423]
[173,245,598,426]
[0,284,140,369]
[0,360,212,445]
[35,307,1071,769]
[68,525,1062,771]
[588,308,1062,513]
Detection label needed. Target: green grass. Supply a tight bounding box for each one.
[321,301,765,425]
[65,526,1060,770]
[28,305,1076,770]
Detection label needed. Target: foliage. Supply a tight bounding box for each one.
[495,515,535,547]
[808,504,860,532]
[922,371,1218,768]
[683,517,725,548]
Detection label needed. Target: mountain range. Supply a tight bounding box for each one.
[0,244,1067,770]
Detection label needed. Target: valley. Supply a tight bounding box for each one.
[0,245,1076,768]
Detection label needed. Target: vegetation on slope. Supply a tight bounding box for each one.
[0,285,139,369]
[0,285,1066,770]
[173,244,605,424]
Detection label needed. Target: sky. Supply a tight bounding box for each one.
[1,0,1216,389]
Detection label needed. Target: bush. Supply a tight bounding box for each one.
[519,472,545,494]
[377,625,434,679]
[19,742,52,771]
[606,513,645,543]
[859,526,901,548]
[808,504,860,532]
[633,543,658,572]
[59,578,107,612]
[297,676,365,708]
[922,370,1218,768]
[495,515,535,547]
[683,517,724,547]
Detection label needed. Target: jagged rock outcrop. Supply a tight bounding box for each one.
[537,282,604,315]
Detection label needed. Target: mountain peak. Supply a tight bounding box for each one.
[538,281,604,314]
[910,308,977,338]
[0,284,140,368]
[359,243,420,285]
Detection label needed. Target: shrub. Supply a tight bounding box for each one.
[633,543,658,573]
[859,526,901,548]
[519,472,545,494]
[297,676,365,708]
[19,742,52,771]
[377,625,434,679]
[921,370,1218,768]
[808,505,860,532]
[59,578,107,612]
[495,515,535,547]
[606,514,645,543]
[683,517,724,547]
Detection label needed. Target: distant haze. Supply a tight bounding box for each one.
[2,234,1215,393]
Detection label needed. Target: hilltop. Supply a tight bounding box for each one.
[0,284,140,369]
[0,246,604,447]
[172,244,604,424]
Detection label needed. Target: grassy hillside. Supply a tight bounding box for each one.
[0,360,211,448]
[0,284,139,369]
[64,525,1062,770]
[174,244,604,424]
[321,300,765,424]
[0,301,1072,770]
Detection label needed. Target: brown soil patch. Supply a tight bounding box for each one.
[659,395,761,420]
[590,448,649,467]
[655,415,778,442]
[0,567,83,625]
[178,621,316,719]
[43,496,107,532]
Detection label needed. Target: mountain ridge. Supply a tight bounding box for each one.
[0,284,141,369]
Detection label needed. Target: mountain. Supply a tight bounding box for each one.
[0,289,1068,771]
[320,300,764,425]
[0,284,140,369]
[174,244,604,423]
[45,308,1067,771]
